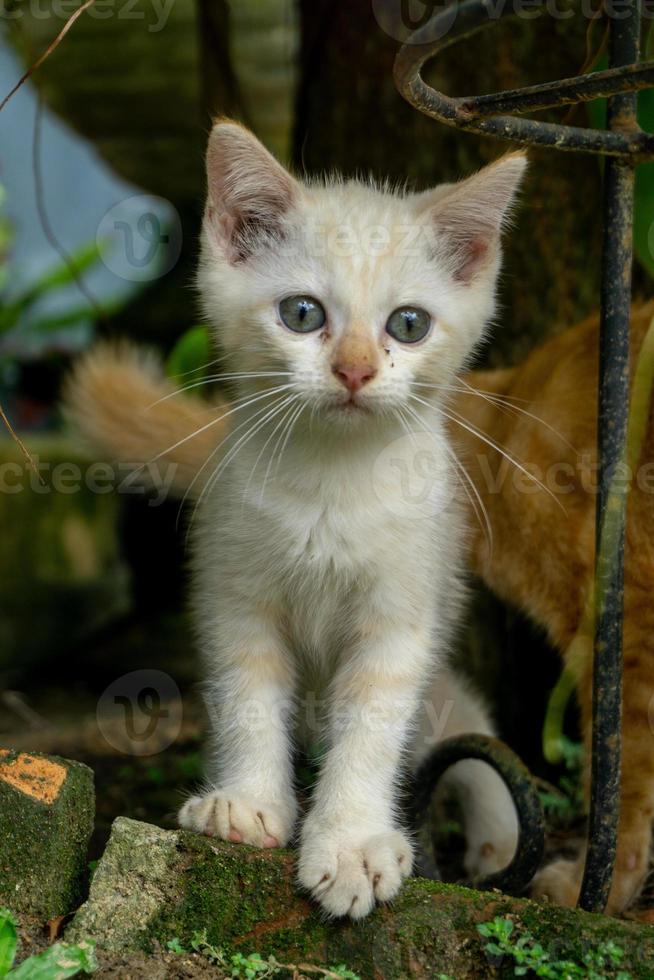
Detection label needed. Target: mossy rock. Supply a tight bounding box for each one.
[69,817,654,978]
[0,749,94,921]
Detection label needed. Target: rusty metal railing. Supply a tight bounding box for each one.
[398,0,649,913]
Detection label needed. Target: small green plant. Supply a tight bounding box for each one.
[166,938,185,955]
[477,916,631,980]
[0,908,96,979]
[539,737,584,822]
[168,931,360,979]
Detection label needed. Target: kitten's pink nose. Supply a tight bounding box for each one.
[332,363,377,392]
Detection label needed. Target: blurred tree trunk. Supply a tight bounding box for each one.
[294,0,605,365]
[197,0,242,124]
[201,0,298,162]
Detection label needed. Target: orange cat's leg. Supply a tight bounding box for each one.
[604,583,654,912]
[533,582,654,914]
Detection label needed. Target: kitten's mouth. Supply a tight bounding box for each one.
[338,395,369,413]
[321,393,373,419]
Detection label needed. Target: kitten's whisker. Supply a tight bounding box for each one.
[413,380,574,450]
[178,388,295,520]
[395,407,418,449]
[410,393,564,512]
[445,445,493,553]
[454,377,576,452]
[142,383,295,473]
[240,394,299,509]
[200,392,296,507]
[166,347,234,381]
[167,343,276,382]
[273,399,306,480]
[259,397,303,504]
[185,393,296,541]
[148,372,293,407]
[402,402,492,550]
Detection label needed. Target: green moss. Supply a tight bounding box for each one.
[148,835,333,962]
[68,820,654,980]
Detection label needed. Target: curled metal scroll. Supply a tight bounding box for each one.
[408,733,545,895]
[393,0,654,159]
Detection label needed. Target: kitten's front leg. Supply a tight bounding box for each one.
[179,611,298,848]
[298,613,432,919]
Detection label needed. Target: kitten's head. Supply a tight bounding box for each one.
[198,120,526,428]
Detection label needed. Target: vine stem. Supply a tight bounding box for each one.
[0,0,96,113]
[0,401,44,485]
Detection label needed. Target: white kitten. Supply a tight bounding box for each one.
[177,121,524,918]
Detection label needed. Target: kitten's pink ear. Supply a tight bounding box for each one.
[205,120,300,261]
[426,152,527,285]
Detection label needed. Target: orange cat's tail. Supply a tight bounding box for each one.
[62,344,226,499]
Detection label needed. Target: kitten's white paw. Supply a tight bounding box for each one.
[298,829,413,919]
[179,790,296,848]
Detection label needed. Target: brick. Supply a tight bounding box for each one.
[0,748,94,920]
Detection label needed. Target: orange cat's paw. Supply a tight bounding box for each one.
[179,790,296,848]
[532,851,649,915]
[607,844,650,914]
[531,858,582,908]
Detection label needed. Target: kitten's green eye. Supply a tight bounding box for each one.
[279,295,326,333]
[385,307,431,344]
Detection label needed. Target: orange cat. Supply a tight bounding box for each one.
[65,301,654,915]
[455,300,654,915]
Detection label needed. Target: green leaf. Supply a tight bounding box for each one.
[8,940,96,979]
[0,241,106,336]
[0,909,18,978]
[18,242,104,305]
[165,326,212,387]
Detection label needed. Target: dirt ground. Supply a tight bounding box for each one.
[14,920,225,979]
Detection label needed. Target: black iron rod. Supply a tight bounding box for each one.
[578,2,638,914]
[458,61,654,117]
